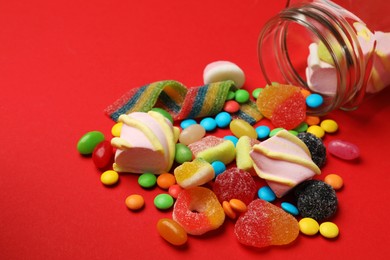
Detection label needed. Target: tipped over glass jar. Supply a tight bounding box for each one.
[258,0,390,115]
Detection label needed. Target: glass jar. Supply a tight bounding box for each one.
[257,0,390,115]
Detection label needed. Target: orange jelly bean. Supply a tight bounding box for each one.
[157,218,188,246]
[229,199,247,213]
[222,201,237,219]
[157,173,176,189]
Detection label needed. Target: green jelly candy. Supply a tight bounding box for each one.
[154,194,174,210]
[151,108,173,123]
[138,173,157,188]
[175,143,193,164]
[77,131,105,155]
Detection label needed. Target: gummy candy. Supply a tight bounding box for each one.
[188,136,236,164]
[174,158,215,188]
[294,180,338,221]
[256,84,306,129]
[172,187,225,235]
[213,167,257,205]
[297,132,327,168]
[234,199,299,248]
[328,139,360,160]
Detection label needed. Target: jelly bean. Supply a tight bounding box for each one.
[222,201,237,219]
[299,217,319,236]
[234,89,250,103]
[257,186,276,202]
[168,184,183,199]
[77,131,105,155]
[252,88,263,99]
[215,111,232,128]
[281,202,299,216]
[293,122,309,133]
[306,93,324,108]
[320,119,339,133]
[179,124,206,145]
[288,130,298,136]
[100,170,119,186]
[111,122,123,137]
[154,194,174,210]
[125,194,145,211]
[324,174,343,190]
[319,222,339,238]
[92,140,113,169]
[157,173,176,189]
[151,107,173,123]
[269,127,284,137]
[305,115,320,125]
[229,199,247,213]
[174,143,193,164]
[138,173,157,188]
[157,218,188,246]
[180,119,197,129]
[200,117,217,132]
[211,160,226,177]
[256,125,270,139]
[227,90,236,100]
[328,139,360,160]
[223,135,239,146]
[229,119,257,139]
[307,125,325,138]
[223,100,240,113]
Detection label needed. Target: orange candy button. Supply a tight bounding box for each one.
[125,194,145,211]
[157,173,176,189]
[324,174,344,190]
[157,218,188,246]
[222,201,237,219]
[229,199,247,213]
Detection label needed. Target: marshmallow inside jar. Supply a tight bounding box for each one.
[111,111,176,174]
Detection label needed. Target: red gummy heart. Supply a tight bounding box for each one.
[234,199,299,248]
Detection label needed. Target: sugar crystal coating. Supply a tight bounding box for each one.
[213,167,257,205]
[234,199,299,248]
[297,132,327,168]
[294,180,338,221]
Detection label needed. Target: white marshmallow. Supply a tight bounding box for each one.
[203,61,245,88]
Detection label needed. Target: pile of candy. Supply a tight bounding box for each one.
[77,61,360,248]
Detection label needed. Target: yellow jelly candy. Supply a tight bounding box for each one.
[299,217,319,236]
[174,158,215,188]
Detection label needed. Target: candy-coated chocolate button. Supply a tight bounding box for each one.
[324,174,343,190]
[200,117,217,131]
[281,202,299,216]
[299,217,319,236]
[111,122,123,137]
[100,170,119,186]
[138,173,157,188]
[157,218,188,246]
[215,112,232,128]
[77,131,105,155]
[319,222,339,238]
[125,194,145,211]
[234,89,250,103]
[256,125,270,139]
[157,173,176,189]
[257,186,276,202]
[320,119,338,133]
[307,125,325,138]
[154,194,174,210]
[223,100,240,113]
[151,108,173,123]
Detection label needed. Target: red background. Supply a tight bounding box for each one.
[1,0,390,259]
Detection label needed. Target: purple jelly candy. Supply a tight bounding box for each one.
[328,139,360,160]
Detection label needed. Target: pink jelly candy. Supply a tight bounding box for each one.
[234,199,299,248]
[328,139,360,160]
[213,167,257,205]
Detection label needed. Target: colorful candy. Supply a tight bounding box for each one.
[200,117,217,132]
[138,173,157,188]
[174,143,193,164]
[172,187,225,235]
[319,222,339,238]
[250,130,321,198]
[236,136,259,172]
[214,111,231,128]
[234,89,250,103]
[256,84,306,129]
[229,119,257,139]
[295,180,338,221]
[211,160,226,177]
[154,194,174,210]
[257,186,276,202]
[328,139,360,160]
[174,158,215,188]
[213,168,257,205]
[306,125,325,138]
[281,202,299,216]
[320,119,338,133]
[168,184,183,199]
[324,174,344,190]
[255,125,271,139]
[188,136,236,164]
[100,170,119,186]
[157,218,188,246]
[125,194,145,211]
[157,173,176,189]
[77,131,105,155]
[299,217,319,236]
[92,140,114,169]
[179,124,206,145]
[234,199,299,248]
[203,61,245,88]
[222,201,237,219]
[223,100,240,113]
[297,132,327,168]
[306,93,324,108]
[180,119,197,129]
[229,199,247,213]
[111,122,123,137]
[151,107,174,123]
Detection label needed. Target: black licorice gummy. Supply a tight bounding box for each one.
[295,180,338,222]
[297,132,326,168]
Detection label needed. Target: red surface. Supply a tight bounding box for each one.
[1,0,390,259]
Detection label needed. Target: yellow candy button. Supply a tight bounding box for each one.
[111,122,123,137]
[307,125,325,138]
[299,217,319,236]
[320,119,338,133]
[101,170,119,186]
[319,222,339,238]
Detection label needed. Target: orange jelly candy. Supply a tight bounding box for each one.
[157,218,188,246]
[234,199,299,248]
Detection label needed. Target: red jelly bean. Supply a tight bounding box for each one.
[328,139,360,160]
[92,140,114,169]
